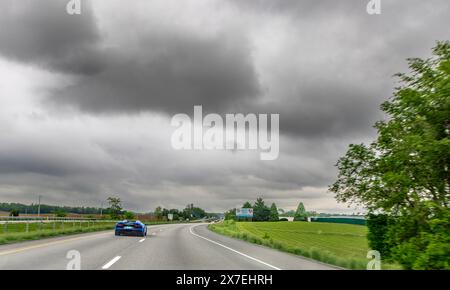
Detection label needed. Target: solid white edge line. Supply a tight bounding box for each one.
[189,225,282,270]
[139,238,146,243]
[102,256,121,269]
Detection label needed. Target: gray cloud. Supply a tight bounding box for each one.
[225,0,449,139]
[0,0,261,114]
[47,30,260,114]
[0,0,104,75]
[0,0,448,212]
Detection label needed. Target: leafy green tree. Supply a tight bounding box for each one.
[294,202,307,221]
[181,204,193,219]
[330,42,450,269]
[181,204,206,220]
[168,209,180,221]
[188,206,205,219]
[162,208,170,218]
[154,206,163,219]
[253,197,270,221]
[9,209,19,217]
[54,210,67,218]
[123,211,136,220]
[280,210,295,217]
[107,197,122,220]
[242,202,252,208]
[224,208,236,220]
[366,214,392,258]
[269,203,279,221]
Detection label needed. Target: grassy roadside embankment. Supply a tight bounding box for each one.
[0,221,116,245]
[209,220,402,270]
[0,220,195,245]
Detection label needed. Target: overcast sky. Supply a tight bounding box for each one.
[0,0,448,213]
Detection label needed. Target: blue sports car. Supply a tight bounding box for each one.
[115,220,147,237]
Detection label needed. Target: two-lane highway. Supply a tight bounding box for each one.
[0,223,337,270]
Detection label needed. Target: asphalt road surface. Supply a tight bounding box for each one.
[0,223,337,270]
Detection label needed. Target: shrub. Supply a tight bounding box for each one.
[366,214,392,258]
[54,210,67,218]
[123,211,136,220]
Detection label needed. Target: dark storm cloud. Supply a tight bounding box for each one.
[48,31,260,114]
[0,0,104,75]
[226,0,365,16]
[238,0,450,138]
[0,134,125,178]
[254,80,386,139]
[0,0,261,114]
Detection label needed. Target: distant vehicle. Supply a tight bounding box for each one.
[115,220,147,237]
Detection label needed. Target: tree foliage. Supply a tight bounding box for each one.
[54,210,67,218]
[294,202,308,221]
[107,197,123,219]
[269,203,279,221]
[0,202,109,215]
[123,211,136,220]
[152,204,207,221]
[224,208,236,220]
[253,197,270,221]
[330,42,450,269]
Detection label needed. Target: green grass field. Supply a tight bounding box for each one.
[209,221,401,270]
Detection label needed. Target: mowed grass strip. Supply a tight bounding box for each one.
[0,220,182,245]
[0,221,116,245]
[239,222,368,259]
[209,221,401,270]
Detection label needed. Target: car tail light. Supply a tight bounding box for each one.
[117,224,124,228]
[133,224,141,228]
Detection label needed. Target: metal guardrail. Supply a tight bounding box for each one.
[0,216,115,222]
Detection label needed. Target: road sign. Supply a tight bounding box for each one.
[168,214,173,221]
[236,208,253,218]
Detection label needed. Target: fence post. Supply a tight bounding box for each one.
[26,220,29,233]
[3,221,7,234]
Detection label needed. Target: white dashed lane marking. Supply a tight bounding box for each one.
[102,256,121,269]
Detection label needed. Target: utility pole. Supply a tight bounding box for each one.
[37,195,42,218]
[100,201,104,217]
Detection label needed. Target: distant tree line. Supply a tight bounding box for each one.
[151,203,217,221]
[1,198,216,222]
[225,197,287,222]
[0,202,109,215]
[224,198,326,222]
